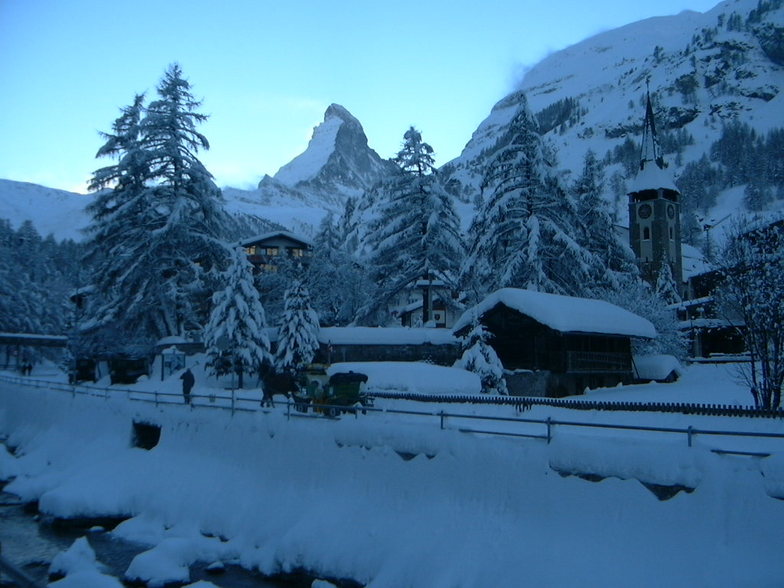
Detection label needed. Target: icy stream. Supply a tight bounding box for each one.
[0,491,289,588]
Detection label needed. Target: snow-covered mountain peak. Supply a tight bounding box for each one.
[443,0,784,226]
[274,107,345,187]
[324,102,362,128]
[268,103,396,207]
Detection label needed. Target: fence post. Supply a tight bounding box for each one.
[439,411,445,430]
[687,426,693,447]
[231,389,235,416]
[287,399,291,421]
[546,417,553,444]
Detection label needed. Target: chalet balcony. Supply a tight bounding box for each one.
[565,351,631,374]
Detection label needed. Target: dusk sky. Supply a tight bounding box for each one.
[1,0,721,193]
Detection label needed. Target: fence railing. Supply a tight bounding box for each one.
[1,374,782,452]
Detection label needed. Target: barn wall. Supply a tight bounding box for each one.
[315,343,460,366]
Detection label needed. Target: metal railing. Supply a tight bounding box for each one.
[1,374,782,452]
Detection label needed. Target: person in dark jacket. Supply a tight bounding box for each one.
[180,368,195,404]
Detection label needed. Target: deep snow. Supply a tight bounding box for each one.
[1,362,783,587]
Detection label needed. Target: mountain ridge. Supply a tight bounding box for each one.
[2,0,782,243]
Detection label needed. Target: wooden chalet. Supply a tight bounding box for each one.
[241,231,312,272]
[453,289,657,397]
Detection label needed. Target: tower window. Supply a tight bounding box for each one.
[669,227,673,240]
[643,227,651,240]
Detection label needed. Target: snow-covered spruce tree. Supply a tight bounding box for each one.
[275,280,320,375]
[715,218,784,409]
[203,247,271,389]
[654,256,682,305]
[84,65,230,348]
[463,95,597,302]
[458,316,508,395]
[0,220,42,335]
[0,220,81,339]
[572,149,638,293]
[305,213,374,325]
[363,127,464,324]
[599,275,687,359]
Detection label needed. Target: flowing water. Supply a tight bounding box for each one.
[0,491,299,587]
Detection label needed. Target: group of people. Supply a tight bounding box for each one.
[19,361,33,376]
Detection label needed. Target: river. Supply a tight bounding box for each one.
[0,490,300,588]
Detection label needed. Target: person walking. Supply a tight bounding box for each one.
[180,368,195,405]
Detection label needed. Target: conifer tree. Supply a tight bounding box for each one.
[306,213,373,325]
[203,247,271,388]
[573,149,637,293]
[464,95,596,301]
[364,127,464,323]
[458,316,508,395]
[84,64,230,348]
[654,256,682,305]
[275,280,320,375]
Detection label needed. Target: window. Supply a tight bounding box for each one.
[643,227,651,240]
[244,246,258,255]
[289,247,305,257]
[669,227,673,240]
[264,247,279,256]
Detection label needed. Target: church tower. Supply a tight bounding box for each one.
[628,90,683,291]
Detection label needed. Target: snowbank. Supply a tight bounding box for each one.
[1,363,783,587]
[327,362,481,395]
[633,354,683,382]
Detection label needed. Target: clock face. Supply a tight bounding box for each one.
[667,204,675,219]
[638,204,652,219]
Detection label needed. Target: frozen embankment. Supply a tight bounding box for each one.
[1,382,784,587]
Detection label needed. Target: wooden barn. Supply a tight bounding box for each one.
[453,289,657,397]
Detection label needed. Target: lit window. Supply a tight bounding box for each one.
[265,247,279,256]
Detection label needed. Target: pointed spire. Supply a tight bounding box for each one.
[639,79,664,171]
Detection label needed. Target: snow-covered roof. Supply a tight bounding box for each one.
[318,327,458,346]
[678,318,744,329]
[628,163,678,193]
[240,231,313,248]
[453,288,657,339]
[633,354,682,381]
[681,243,713,280]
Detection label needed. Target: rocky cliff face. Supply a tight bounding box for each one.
[252,103,397,211]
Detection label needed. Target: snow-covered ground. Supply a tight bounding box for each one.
[1,361,783,587]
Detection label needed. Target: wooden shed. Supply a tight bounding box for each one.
[453,289,657,397]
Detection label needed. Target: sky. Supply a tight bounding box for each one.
[0,0,722,193]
